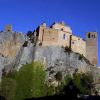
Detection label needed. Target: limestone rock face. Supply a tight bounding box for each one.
[0,31,25,78]
[16,45,94,82]
[0,32,25,58]
[33,46,93,81]
[0,31,97,83]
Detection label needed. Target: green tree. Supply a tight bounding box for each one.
[0,78,16,100]
[15,62,46,100]
[59,72,94,95]
[73,72,94,95]
[0,62,57,100]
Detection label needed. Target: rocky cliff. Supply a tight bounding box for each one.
[0,31,25,77]
[0,32,98,82]
[10,39,94,83]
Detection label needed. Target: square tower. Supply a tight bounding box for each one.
[86,32,98,65]
[4,25,12,32]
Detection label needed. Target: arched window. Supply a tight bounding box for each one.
[63,34,66,40]
[88,33,90,38]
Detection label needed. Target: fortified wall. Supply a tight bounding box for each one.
[1,23,98,66]
[36,22,98,65]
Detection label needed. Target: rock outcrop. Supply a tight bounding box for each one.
[0,31,98,83]
[0,31,25,57]
[14,43,94,82]
[0,31,25,77]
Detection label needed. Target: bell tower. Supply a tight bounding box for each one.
[86,32,98,65]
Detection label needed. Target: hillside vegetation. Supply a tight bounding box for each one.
[0,62,47,100]
[0,62,94,100]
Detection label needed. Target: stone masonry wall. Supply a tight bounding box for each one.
[71,35,86,57]
[37,24,86,57]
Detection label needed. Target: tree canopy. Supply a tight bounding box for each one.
[0,62,46,100]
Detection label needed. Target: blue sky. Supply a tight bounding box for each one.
[0,0,100,66]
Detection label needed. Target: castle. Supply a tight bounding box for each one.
[35,22,98,66]
[4,23,98,66]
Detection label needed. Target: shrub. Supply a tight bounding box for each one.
[60,72,94,95]
[23,41,28,47]
[76,53,91,65]
[64,46,71,53]
[78,54,83,60]
[0,62,47,100]
[39,42,42,46]
[14,62,46,100]
[55,72,62,82]
[45,84,56,96]
[27,31,33,38]
[73,73,94,95]
[0,78,16,100]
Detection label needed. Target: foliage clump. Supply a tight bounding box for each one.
[64,46,72,54]
[27,31,37,44]
[0,62,94,100]
[23,41,28,47]
[78,54,83,61]
[27,31,33,38]
[0,62,47,100]
[76,52,91,65]
[61,72,94,96]
[39,42,42,46]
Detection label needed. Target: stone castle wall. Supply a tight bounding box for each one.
[41,27,59,46]
[37,23,87,57]
[58,30,71,47]
[71,35,86,57]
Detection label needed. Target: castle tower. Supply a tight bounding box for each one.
[4,25,12,32]
[86,32,98,65]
